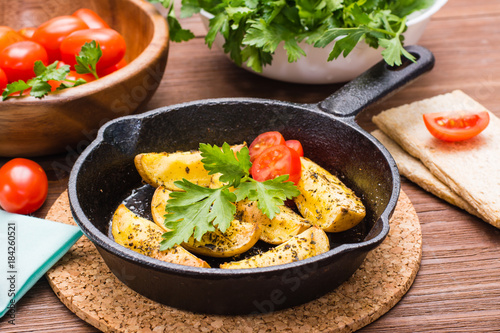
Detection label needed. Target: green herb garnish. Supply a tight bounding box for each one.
[2,40,102,101]
[151,0,433,71]
[160,142,300,250]
[74,40,102,79]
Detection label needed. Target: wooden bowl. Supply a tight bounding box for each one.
[0,0,169,157]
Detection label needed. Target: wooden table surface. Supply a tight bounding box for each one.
[2,0,500,331]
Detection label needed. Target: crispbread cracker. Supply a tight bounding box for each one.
[372,90,500,228]
[371,130,481,218]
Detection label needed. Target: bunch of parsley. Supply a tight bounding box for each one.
[151,0,433,72]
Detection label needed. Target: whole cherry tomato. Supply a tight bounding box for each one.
[0,158,48,215]
[0,68,7,92]
[32,15,88,62]
[423,110,490,142]
[60,28,126,70]
[98,57,127,77]
[0,41,48,82]
[248,131,286,162]
[73,8,110,29]
[250,145,301,185]
[285,140,304,157]
[18,27,36,40]
[0,26,25,52]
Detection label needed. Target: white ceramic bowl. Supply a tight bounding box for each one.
[201,0,447,84]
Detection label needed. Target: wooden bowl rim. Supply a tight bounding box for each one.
[1,0,169,106]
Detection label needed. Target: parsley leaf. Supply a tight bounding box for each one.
[74,40,102,79]
[2,61,71,101]
[159,142,300,250]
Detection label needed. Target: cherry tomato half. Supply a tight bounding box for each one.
[285,140,304,157]
[73,8,110,29]
[32,15,88,62]
[60,28,126,70]
[250,145,301,185]
[248,131,286,162]
[0,26,25,52]
[18,27,36,40]
[0,41,48,82]
[423,110,490,142]
[0,158,48,215]
[0,68,7,92]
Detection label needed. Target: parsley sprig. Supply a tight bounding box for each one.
[151,0,433,71]
[160,142,300,250]
[2,41,101,101]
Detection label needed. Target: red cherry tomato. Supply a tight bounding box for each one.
[32,15,88,62]
[0,158,48,215]
[73,8,110,29]
[60,28,126,70]
[0,68,7,92]
[285,140,304,157]
[0,41,48,82]
[423,110,490,142]
[0,26,25,52]
[250,145,301,185]
[98,57,127,76]
[248,131,286,162]
[18,27,36,40]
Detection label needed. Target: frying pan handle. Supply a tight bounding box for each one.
[318,45,435,118]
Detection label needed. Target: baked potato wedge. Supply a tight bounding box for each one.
[294,157,366,232]
[183,219,261,258]
[112,204,210,268]
[135,144,245,191]
[220,226,329,269]
[237,200,311,245]
[151,185,261,258]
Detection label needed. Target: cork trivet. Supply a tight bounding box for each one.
[45,190,421,333]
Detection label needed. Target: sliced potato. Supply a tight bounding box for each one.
[151,185,261,258]
[151,185,171,231]
[135,150,211,191]
[294,157,366,233]
[183,219,261,258]
[135,144,246,191]
[112,204,210,268]
[220,226,329,269]
[237,200,311,245]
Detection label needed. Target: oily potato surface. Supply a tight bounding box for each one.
[112,204,210,268]
[294,157,366,232]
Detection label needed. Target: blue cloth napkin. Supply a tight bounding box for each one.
[0,209,82,318]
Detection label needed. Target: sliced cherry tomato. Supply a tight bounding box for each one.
[60,28,126,70]
[0,41,48,82]
[0,68,7,92]
[423,110,490,142]
[32,15,88,62]
[285,140,304,157]
[250,145,301,185]
[73,8,110,29]
[98,57,127,76]
[18,27,36,40]
[0,26,25,52]
[248,131,286,162]
[0,158,48,215]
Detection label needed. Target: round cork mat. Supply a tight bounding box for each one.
[45,190,421,333]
